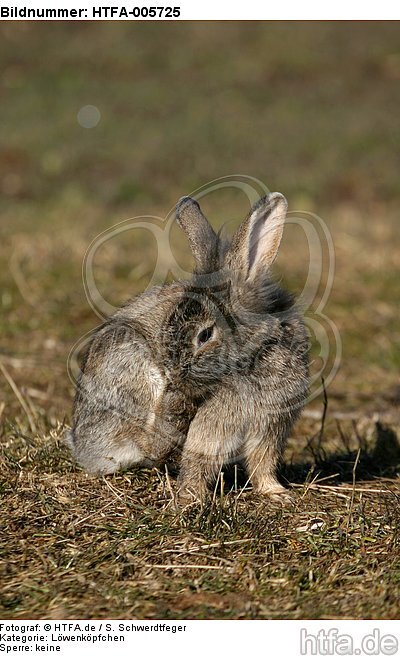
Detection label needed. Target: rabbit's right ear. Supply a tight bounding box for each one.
[229,192,288,281]
[176,196,219,274]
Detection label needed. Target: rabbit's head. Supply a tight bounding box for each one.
[161,193,298,395]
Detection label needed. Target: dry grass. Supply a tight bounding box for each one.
[1,414,399,619]
[0,22,399,619]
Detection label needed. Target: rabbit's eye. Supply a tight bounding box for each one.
[197,325,214,347]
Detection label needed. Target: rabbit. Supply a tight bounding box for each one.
[66,192,309,501]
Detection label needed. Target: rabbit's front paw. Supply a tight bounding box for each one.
[176,476,209,506]
[176,489,199,508]
[254,481,294,505]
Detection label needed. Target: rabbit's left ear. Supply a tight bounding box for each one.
[176,196,219,274]
[230,192,288,280]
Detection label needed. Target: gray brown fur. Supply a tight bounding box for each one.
[67,192,309,500]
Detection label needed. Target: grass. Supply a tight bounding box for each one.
[0,22,399,619]
[1,418,399,619]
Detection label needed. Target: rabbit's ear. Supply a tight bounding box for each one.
[230,192,287,280]
[176,196,218,273]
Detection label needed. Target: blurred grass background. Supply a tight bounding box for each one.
[0,22,399,620]
[1,22,399,423]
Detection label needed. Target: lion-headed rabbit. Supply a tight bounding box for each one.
[67,192,308,500]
